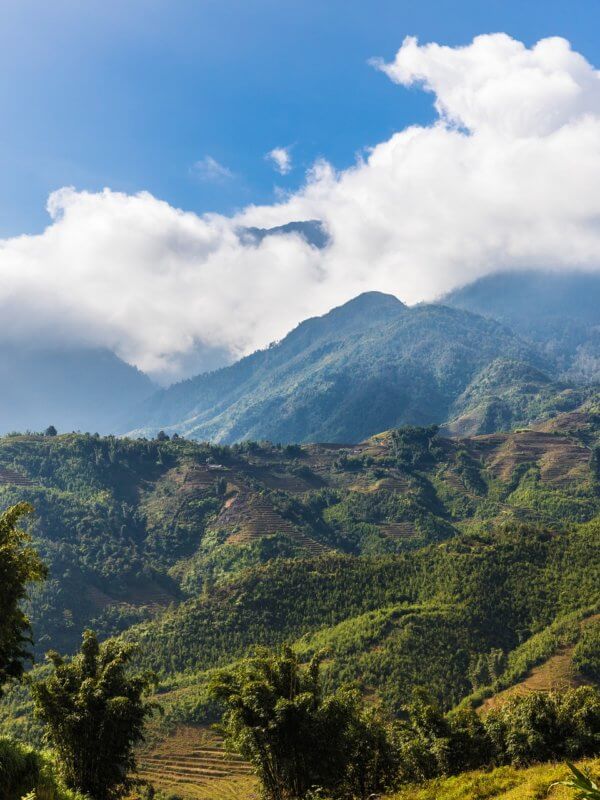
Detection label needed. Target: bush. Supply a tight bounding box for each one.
[0,737,82,800]
[485,687,600,767]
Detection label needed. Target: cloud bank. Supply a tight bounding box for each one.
[3,33,600,382]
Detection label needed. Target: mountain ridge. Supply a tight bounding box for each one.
[124,292,543,443]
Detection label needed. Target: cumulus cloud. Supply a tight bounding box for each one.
[266,146,292,174]
[191,155,233,182]
[3,33,600,383]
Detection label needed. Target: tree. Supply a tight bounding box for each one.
[209,645,395,800]
[44,425,57,437]
[0,502,46,694]
[31,630,157,800]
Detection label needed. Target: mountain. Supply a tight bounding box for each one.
[0,345,155,435]
[443,270,600,381]
[240,219,329,248]
[125,292,543,443]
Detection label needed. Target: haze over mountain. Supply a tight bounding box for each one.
[4,271,600,440]
[125,291,544,443]
[444,270,600,382]
[0,345,154,435]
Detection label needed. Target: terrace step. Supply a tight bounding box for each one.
[0,467,33,485]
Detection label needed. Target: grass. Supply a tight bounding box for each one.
[388,758,600,800]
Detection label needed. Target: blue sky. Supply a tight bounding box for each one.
[2,0,600,237]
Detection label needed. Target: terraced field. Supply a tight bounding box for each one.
[213,492,328,555]
[480,615,600,713]
[138,725,257,800]
[378,522,418,540]
[0,466,33,485]
[480,647,585,713]
[467,430,590,485]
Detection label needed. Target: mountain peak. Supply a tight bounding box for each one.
[286,291,406,346]
[332,291,406,314]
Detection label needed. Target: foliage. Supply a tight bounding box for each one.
[484,687,600,767]
[392,687,600,784]
[554,762,600,799]
[0,736,83,800]
[574,620,600,683]
[389,426,442,471]
[389,757,600,800]
[209,646,397,800]
[30,630,157,800]
[0,503,46,694]
[130,295,542,443]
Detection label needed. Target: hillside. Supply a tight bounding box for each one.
[0,409,598,658]
[444,271,600,383]
[389,758,600,800]
[1,410,599,797]
[124,292,545,443]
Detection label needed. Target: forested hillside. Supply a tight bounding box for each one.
[0,408,598,658]
[1,408,600,799]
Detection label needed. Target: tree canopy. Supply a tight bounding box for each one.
[31,630,157,800]
[0,502,46,694]
[209,645,397,800]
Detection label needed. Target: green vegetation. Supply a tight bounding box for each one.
[31,630,157,800]
[574,620,600,683]
[0,737,84,800]
[0,503,46,693]
[0,407,600,799]
[128,292,543,443]
[210,646,397,800]
[554,763,600,799]
[389,758,600,800]
[0,410,597,662]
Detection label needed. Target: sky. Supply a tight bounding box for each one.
[3,0,600,383]
[3,0,600,236]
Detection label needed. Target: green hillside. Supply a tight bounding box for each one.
[0,408,599,659]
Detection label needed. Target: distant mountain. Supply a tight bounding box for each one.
[443,270,600,382]
[125,292,543,443]
[0,345,154,435]
[239,219,329,248]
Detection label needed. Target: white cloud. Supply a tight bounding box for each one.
[3,33,600,383]
[192,155,233,182]
[266,146,292,174]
